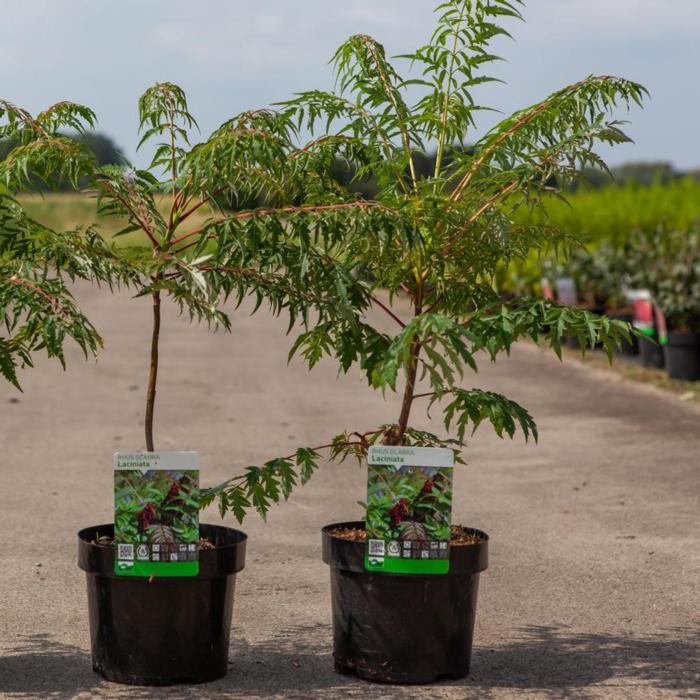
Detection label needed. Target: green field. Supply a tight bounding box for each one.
[16,193,215,248]
[518,177,700,247]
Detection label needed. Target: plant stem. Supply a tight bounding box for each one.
[369,293,406,328]
[387,288,423,445]
[145,285,161,452]
[390,340,421,445]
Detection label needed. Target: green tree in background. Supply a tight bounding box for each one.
[0,131,125,191]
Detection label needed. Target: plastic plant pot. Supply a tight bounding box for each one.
[664,332,700,381]
[77,523,246,686]
[638,334,665,369]
[321,521,488,684]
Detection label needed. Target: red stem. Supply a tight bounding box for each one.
[144,286,161,452]
[370,294,406,328]
[386,289,424,445]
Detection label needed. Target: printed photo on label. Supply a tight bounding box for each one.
[113,452,200,578]
[364,457,454,575]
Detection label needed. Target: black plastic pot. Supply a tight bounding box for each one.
[639,334,665,369]
[322,521,488,684]
[664,332,700,381]
[78,523,246,686]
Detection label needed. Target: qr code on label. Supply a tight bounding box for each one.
[368,539,385,557]
[117,544,134,561]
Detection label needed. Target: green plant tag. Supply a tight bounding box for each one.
[114,452,200,578]
[365,446,454,575]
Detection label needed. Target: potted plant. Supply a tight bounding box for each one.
[628,288,665,369]
[589,244,638,355]
[208,0,645,684]
[0,86,377,685]
[631,227,700,380]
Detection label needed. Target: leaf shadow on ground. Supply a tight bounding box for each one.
[0,634,97,698]
[465,625,700,700]
[0,625,698,699]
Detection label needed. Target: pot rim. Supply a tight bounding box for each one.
[321,520,488,575]
[666,331,700,344]
[323,520,489,543]
[78,522,248,549]
[78,522,247,579]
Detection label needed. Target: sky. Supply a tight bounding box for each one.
[2,0,699,170]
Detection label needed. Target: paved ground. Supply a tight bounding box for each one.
[1,283,699,699]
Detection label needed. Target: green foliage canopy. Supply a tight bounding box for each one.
[207,0,646,521]
[0,102,132,388]
[629,228,700,331]
[1,1,647,525]
[0,85,391,517]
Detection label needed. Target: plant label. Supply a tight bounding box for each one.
[114,452,200,578]
[365,446,454,575]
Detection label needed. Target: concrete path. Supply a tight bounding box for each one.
[1,284,698,699]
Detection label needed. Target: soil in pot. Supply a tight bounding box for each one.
[664,332,700,381]
[78,523,246,686]
[322,521,488,684]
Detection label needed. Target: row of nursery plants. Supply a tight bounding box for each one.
[0,0,646,687]
[502,201,700,381]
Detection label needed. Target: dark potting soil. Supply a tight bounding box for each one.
[329,525,482,546]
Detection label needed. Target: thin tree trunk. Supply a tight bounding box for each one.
[387,340,421,445]
[145,288,161,452]
[385,286,423,446]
